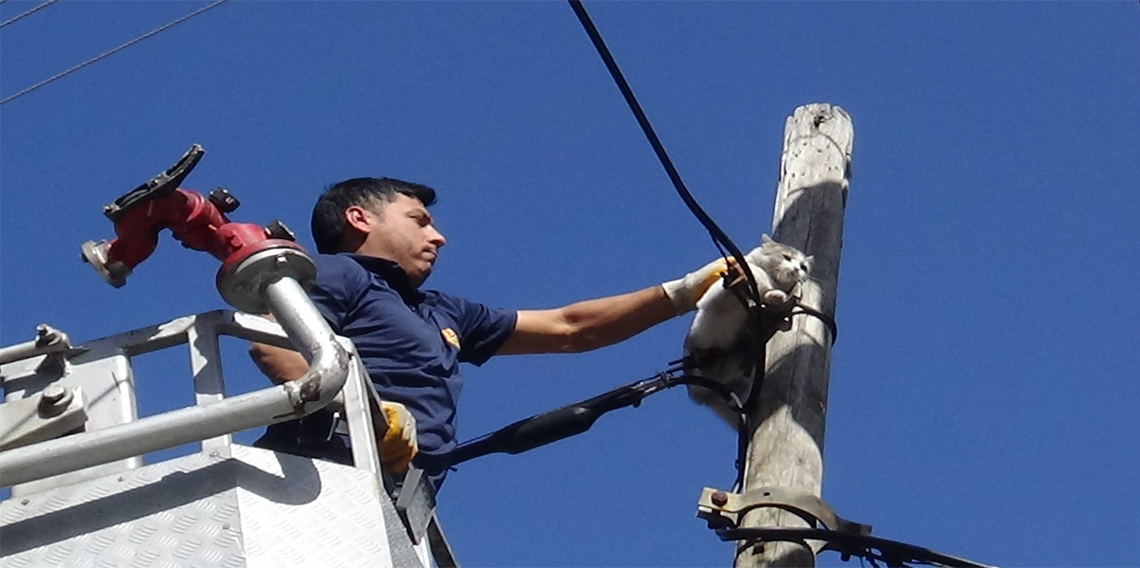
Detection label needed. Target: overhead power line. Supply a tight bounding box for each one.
[0,0,229,106]
[564,0,763,306]
[0,0,61,29]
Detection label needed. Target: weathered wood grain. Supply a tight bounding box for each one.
[735,103,853,568]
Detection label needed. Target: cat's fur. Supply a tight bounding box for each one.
[684,235,813,425]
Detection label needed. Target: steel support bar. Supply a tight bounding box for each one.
[0,340,46,367]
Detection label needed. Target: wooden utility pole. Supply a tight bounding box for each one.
[734,103,853,568]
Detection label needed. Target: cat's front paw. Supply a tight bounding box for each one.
[762,290,788,307]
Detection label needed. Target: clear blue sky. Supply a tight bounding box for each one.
[3,2,1139,566]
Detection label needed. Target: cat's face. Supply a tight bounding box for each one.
[748,235,813,289]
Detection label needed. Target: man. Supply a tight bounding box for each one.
[251,177,727,490]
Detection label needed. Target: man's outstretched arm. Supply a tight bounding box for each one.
[496,257,732,355]
[497,285,675,355]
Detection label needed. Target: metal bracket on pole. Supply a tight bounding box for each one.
[696,486,871,536]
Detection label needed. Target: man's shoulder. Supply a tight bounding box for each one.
[422,290,515,323]
[313,253,380,283]
[313,253,366,274]
[312,253,374,298]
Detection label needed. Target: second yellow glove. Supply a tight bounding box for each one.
[378,400,418,474]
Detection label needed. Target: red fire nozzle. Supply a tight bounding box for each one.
[91,188,270,282]
[82,145,314,313]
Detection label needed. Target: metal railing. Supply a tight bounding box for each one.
[0,278,350,487]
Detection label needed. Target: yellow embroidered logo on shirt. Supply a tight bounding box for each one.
[441,328,461,349]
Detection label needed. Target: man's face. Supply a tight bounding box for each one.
[361,193,446,287]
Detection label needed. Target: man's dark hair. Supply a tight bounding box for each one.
[311,177,437,254]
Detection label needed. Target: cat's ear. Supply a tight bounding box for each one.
[803,255,815,271]
[760,234,774,245]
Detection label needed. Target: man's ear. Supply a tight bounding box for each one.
[344,205,373,234]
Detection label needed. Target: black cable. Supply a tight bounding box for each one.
[791,304,838,345]
[559,2,851,517]
[565,0,762,307]
[717,528,996,568]
[568,3,829,493]
[449,370,746,467]
[675,374,745,414]
[693,297,836,489]
[566,3,782,487]
[449,298,837,479]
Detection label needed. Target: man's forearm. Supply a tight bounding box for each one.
[558,285,677,351]
[501,285,677,355]
[248,342,309,384]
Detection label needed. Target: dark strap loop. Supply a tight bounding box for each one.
[790,304,839,345]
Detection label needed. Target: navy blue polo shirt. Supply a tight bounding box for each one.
[259,253,516,487]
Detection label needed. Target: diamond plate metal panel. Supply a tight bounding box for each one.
[2,445,425,568]
[1,451,244,568]
[231,445,423,568]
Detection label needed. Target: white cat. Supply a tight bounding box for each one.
[684,235,813,425]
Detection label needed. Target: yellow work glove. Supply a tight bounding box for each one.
[661,257,735,315]
[379,401,418,474]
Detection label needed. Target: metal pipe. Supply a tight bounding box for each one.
[0,340,46,367]
[0,277,349,487]
[0,324,71,366]
[264,277,349,412]
[265,278,326,363]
